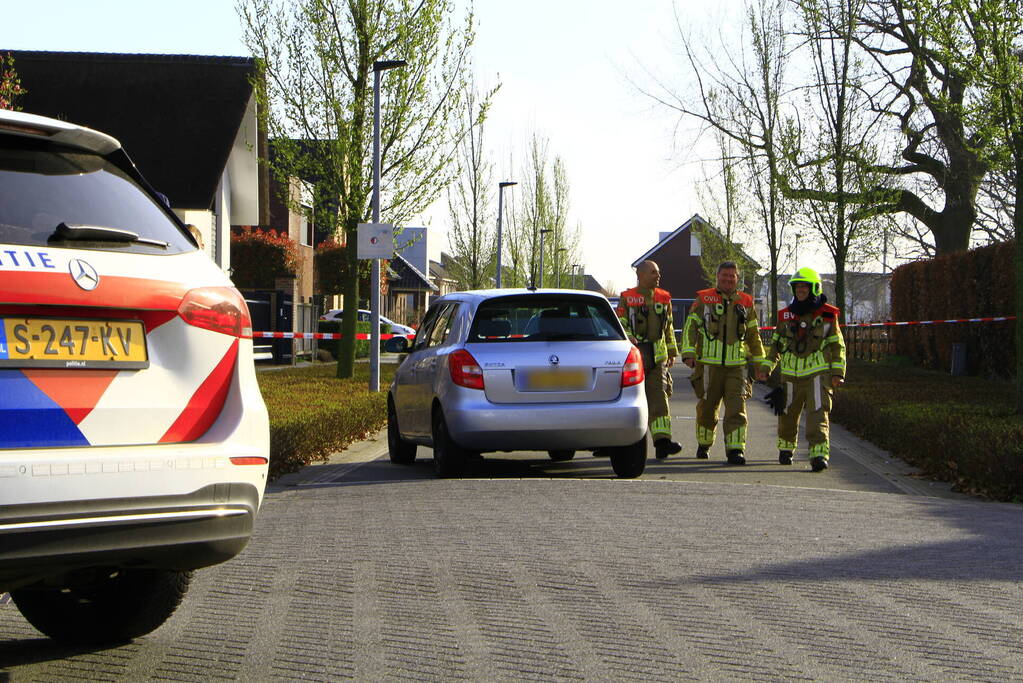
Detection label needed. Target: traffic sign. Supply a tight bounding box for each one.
[357,223,393,259]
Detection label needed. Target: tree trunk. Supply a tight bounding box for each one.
[337,218,360,379]
[1015,146,1023,413]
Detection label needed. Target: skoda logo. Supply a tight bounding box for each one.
[549,354,559,366]
[69,259,100,291]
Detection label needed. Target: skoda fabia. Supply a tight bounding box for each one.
[386,290,649,478]
[0,110,269,644]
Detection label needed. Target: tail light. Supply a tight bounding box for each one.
[621,345,645,387]
[449,349,484,390]
[178,287,253,338]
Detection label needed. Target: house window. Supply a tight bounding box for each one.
[299,182,314,246]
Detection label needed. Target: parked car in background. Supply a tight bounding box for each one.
[0,110,269,645]
[385,289,649,478]
[320,309,415,351]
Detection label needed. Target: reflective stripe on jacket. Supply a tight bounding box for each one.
[763,303,846,379]
[681,288,764,367]
[616,286,678,363]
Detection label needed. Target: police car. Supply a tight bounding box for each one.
[0,110,270,644]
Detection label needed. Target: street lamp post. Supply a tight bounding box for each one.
[556,247,567,287]
[537,229,552,288]
[370,59,406,393]
[495,181,516,288]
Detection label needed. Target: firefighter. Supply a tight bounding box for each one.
[761,267,846,472]
[680,261,766,465]
[616,260,682,459]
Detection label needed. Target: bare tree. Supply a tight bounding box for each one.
[446,81,500,290]
[640,0,794,313]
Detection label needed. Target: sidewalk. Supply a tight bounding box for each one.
[651,363,970,500]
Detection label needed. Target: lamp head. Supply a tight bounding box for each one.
[374,59,407,72]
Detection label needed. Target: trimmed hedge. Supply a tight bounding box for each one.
[834,359,1022,501]
[258,363,397,480]
[890,240,1014,377]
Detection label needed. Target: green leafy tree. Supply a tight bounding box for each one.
[239,0,481,378]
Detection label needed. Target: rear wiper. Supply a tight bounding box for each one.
[50,222,169,248]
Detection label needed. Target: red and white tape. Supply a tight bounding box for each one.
[757,315,1016,332]
[252,331,415,340]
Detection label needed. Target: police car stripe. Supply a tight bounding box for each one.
[4,271,189,310]
[160,340,239,443]
[0,370,89,448]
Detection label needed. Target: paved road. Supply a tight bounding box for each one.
[2,367,1021,681]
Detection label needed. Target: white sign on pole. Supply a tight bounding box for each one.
[357,223,394,259]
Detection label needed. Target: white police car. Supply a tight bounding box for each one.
[0,110,270,644]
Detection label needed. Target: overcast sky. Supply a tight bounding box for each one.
[0,0,834,292]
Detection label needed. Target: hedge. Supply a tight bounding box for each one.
[834,359,1022,501]
[316,320,386,359]
[890,240,1014,377]
[258,363,398,480]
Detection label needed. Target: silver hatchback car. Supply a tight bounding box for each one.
[386,290,649,478]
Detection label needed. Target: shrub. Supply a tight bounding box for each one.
[889,240,1014,378]
[258,363,398,480]
[835,359,1022,501]
[230,226,301,288]
[316,319,387,359]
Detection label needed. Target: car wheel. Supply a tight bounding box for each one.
[387,397,416,464]
[432,408,466,478]
[547,449,576,461]
[608,436,647,479]
[11,569,192,645]
[395,337,409,352]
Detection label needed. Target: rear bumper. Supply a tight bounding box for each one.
[0,483,260,591]
[444,386,648,451]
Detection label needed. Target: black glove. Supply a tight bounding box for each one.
[764,387,785,416]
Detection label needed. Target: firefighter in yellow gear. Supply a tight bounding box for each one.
[761,267,846,472]
[616,260,681,459]
[680,261,766,465]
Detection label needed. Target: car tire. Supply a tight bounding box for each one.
[394,337,408,352]
[547,449,576,461]
[388,397,416,464]
[608,436,647,479]
[432,408,466,478]
[11,569,192,645]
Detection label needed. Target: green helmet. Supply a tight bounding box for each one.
[789,267,822,297]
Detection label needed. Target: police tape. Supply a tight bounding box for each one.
[755,315,1016,332]
[252,331,415,340]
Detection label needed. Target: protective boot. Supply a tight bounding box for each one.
[696,445,709,459]
[655,439,682,459]
[811,456,828,472]
[726,449,746,465]
[779,450,793,465]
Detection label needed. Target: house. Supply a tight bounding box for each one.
[631,214,762,319]
[429,253,461,296]
[8,50,265,272]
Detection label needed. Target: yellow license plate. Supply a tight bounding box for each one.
[0,318,149,369]
[522,368,591,392]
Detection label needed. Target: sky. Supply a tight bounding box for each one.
[0,0,833,293]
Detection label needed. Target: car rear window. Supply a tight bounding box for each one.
[468,294,625,343]
[0,136,194,254]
